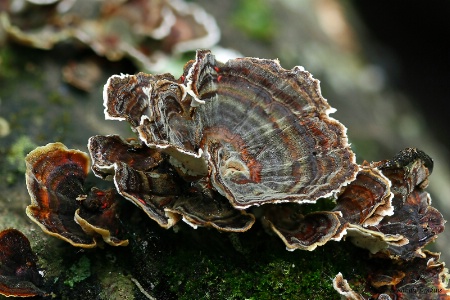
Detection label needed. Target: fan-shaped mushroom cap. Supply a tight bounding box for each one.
[103,49,358,209]
[25,142,96,248]
[0,229,46,297]
[25,143,129,247]
[368,148,444,260]
[113,161,182,228]
[330,163,395,248]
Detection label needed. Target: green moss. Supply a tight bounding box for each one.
[231,0,276,41]
[6,136,36,172]
[164,253,335,299]
[64,256,92,288]
[3,135,37,185]
[158,228,368,300]
[0,45,19,79]
[48,90,73,106]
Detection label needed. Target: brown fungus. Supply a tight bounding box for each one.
[1,0,219,70]
[334,149,445,258]
[333,251,450,299]
[62,58,102,92]
[75,188,129,247]
[25,143,128,247]
[21,51,448,290]
[25,142,96,248]
[103,49,359,209]
[334,162,393,228]
[254,162,394,251]
[366,148,445,260]
[329,163,404,253]
[166,179,255,232]
[0,229,46,298]
[112,161,183,229]
[88,134,163,180]
[333,272,365,300]
[264,204,342,251]
[111,161,255,231]
[262,148,445,254]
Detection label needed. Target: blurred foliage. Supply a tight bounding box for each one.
[231,0,276,41]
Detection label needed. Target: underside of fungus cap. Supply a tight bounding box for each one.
[88,134,163,180]
[113,162,255,232]
[166,180,255,232]
[75,188,129,247]
[263,203,342,251]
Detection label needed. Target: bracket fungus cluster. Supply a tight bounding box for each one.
[24,49,449,298]
[334,250,450,299]
[0,0,219,71]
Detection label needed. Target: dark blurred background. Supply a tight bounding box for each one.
[350,1,450,262]
[351,1,450,153]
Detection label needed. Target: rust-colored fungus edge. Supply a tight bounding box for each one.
[25,143,129,248]
[25,142,97,248]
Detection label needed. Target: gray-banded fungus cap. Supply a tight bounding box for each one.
[103,49,358,210]
[263,163,395,252]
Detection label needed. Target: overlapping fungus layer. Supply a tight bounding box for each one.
[24,49,449,299]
